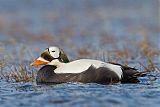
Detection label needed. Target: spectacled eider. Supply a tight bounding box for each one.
[30,46,147,85]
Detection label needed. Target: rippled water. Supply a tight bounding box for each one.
[0,0,160,107]
[1,78,160,107]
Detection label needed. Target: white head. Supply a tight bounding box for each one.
[30,46,69,66]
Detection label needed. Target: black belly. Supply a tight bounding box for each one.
[36,65,120,85]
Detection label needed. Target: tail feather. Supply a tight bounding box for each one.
[132,72,147,77]
[108,62,148,83]
[121,66,148,83]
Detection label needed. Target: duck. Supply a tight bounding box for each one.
[30,46,147,85]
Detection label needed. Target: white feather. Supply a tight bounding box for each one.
[53,59,123,79]
[48,46,60,58]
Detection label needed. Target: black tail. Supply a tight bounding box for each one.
[121,66,147,83]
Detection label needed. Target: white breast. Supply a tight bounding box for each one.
[54,59,123,79]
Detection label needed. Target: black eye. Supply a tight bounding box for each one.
[52,51,55,52]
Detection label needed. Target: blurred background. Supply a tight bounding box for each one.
[0,1,160,107]
[0,0,159,62]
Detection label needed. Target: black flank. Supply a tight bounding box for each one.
[36,64,147,84]
[36,65,120,85]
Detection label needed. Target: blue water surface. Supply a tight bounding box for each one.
[0,78,160,107]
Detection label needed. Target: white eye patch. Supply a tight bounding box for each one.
[48,47,60,58]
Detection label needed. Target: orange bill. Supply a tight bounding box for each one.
[30,60,48,66]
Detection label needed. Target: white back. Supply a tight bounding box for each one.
[54,59,123,79]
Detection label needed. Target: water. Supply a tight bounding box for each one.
[0,80,160,107]
[0,0,160,107]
